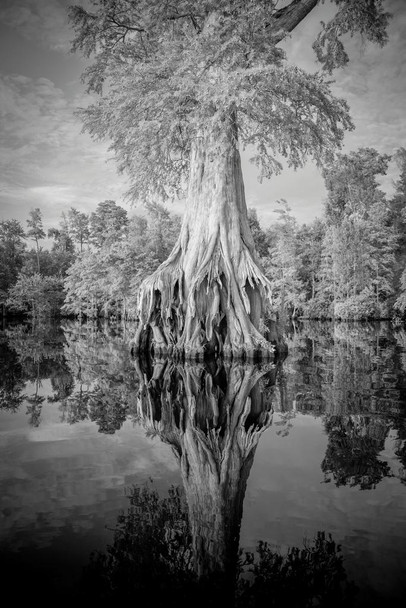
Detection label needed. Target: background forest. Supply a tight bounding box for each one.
[1,145,406,324]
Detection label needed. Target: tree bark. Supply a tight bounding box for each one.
[133,115,276,360]
[271,0,319,43]
[131,1,323,361]
[35,239,40,274]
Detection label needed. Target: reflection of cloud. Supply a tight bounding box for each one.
[0,0,74,52]
[0,73,128,227]
[0,418,180,550]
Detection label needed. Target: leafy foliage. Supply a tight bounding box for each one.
[6,274,64,321]
[26,207,45,273]
[89,199,129,247]
[1,139,406,324]
[0,219,26,302]
[263,201,305,319]
[67,207,90,252]
[393,148,406,316]
[63,203,180,319]
[65,0,393,203]
[303,148,398,320]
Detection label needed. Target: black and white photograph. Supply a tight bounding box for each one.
[1,1,406,606]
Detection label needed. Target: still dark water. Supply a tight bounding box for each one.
[1,320,405,606]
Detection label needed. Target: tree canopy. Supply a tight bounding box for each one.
[69,0,390,204]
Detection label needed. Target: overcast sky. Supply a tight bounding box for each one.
[0,0,405,234]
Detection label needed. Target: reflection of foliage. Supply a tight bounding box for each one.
[5,324,72,392]
[88,386,129,434]
[1,321,140,432]
[59,322,139,433]
[81,483,356,607]
[26,393,45,427]
[60,388,93,425]
[0,333,25,411]
[81,482,196,604]
[285,321,405,426]
[274,411,297,437]
[393,419,406,484]
[238,532,356,608]
[1,324,74,419]
[322,415,392,490]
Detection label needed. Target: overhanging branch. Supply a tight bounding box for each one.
[269,0,319,44]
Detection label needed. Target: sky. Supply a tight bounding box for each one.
[0,0,405,236]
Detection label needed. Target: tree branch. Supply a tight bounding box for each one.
[269,0,319,44]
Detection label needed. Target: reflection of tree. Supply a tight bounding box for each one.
[1,321,140,432]
[81,482,195,604]
[60,322,139,433]
[393,418,406,485]
[0,333,25,411]
[3,324,74,421]
[81,482,356,607]
[25,376,46,427]
[321,415,392,490]
[286,321,404,418]
[283,321,406,487]
[238,531,356,608]
[134,359,275,586]
[394,328,406,379]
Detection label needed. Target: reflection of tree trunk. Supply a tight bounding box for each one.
[134,360,277,586]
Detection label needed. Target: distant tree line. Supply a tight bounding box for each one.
[0,200,180,322]
[1,146,406,323]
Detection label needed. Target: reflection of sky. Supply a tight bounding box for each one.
[1,321,406,602]
[0,403,181,551]
[242,414,406,603]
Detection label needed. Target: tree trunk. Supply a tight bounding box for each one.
[35,239,40,274]
[133,115,274,360]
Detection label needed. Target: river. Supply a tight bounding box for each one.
[0,320,405,606]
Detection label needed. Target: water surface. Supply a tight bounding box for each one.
[0,320,405,605]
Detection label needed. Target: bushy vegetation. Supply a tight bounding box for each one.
[1,146,406,323]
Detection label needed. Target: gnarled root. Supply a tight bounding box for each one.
[131,241,277,362]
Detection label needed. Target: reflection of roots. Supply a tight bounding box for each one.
[134,358,278,576]
[131,239,278,361]
[133,358,276,446]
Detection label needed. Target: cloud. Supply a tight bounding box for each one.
[256,0,406,224]
[0,73,128,228]
[0,0,405,231]
[333,5,406,155]
[0,0,76,52]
